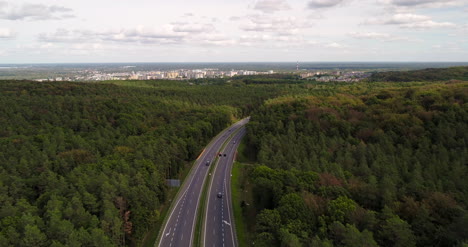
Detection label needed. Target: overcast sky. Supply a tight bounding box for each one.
[0,0,467,63]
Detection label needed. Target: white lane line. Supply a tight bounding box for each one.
[193,120,248,247]
[193,135,229,247]
[225,129,245,247]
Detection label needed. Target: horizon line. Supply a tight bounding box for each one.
[2,61,468,65]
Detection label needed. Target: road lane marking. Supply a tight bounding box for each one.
[198,120,249,247]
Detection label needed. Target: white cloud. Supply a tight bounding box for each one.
[197,33,237,46]
[171,22,215,33]
[385,13,429,24]
[400,20,455,28]
[240,14,309,36]
[349,32,392,39]
[38,27,186,44]
[253,0,291,13]
[0,27,14,38]
[307,0,345,9]
[0,2,74,21]
[383,0,466,8]
[348,31,399,41]
[389,0,438,6]
[325,42,346,48]
[365,13,456,29]
[37,24,236,47]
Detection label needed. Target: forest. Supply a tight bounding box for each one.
[244,80,468,246]
[0,69,467,247]
[369,66,468,82]
[0,80,281,246]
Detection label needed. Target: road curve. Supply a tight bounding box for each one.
[156,118,249,247]
[203,126,246,247]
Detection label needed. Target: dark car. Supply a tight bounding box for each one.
[218,153,222,157]
[217,192,223,198]
[223,153,227,157]
[205,160,210,166]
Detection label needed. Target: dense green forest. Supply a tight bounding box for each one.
[370,66,468,82]
[1,74,467,247]
[0,80,282,246]
[244,81,468,246]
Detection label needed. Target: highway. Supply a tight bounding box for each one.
[203,126,246,247]
[157,118,248,247]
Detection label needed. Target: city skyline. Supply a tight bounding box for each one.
[0,0,467,63]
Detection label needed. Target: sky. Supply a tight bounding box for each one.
[0,0,467,63]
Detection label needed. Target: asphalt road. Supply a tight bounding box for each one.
[203,127,246,247]
[157,118,249,247]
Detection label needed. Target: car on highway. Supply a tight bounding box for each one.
[223,153,227,157]
[233,141,236,144]
[206,160,210,166]
[217,192,223,198]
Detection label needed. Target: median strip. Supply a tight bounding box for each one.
[199,126,244,247]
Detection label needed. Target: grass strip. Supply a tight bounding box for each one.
[231,162,247,247]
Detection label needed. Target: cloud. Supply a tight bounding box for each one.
[38,29,87,43]
[0,28,14,38]
[389,0,438,6]
[0,2,74,21]
[307,0,345,9]
[197,33,237,46]
[171,22,215,33]
[253,0,291,13]
[325,42,346,48]
[348,31,415,42]
[349,32,394,40]
[38,27,186,45]
[365,13,456,29]
[240,14,309,36]
[37,24,234,47]
[383,0,466,8]
[384,13,428,24]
